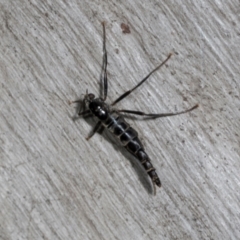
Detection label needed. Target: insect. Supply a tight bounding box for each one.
[70,22,198,192]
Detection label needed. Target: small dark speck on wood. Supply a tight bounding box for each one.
[121,23,131,34]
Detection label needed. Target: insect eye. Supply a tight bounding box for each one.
[88,93,95,100]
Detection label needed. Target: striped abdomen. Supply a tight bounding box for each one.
[102,112,161,187]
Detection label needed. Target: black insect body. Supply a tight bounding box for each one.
[88,96,161,187]
[71,22,198,191]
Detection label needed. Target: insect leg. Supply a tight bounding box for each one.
[69,99,91,116]
[78,110,91,116]
[100,21,108,101]
[86,121,104,140]
[115,104,198,118]
[111,53,172,106]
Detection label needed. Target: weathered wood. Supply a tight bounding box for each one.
[0,1,239,239]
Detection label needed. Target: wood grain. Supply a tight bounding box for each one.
[0,1,239,239]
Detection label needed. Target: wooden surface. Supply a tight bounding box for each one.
[1,1,239,239]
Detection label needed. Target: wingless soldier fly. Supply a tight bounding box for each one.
[70,22,198,193]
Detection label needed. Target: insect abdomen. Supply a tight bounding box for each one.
[102,113,161,187]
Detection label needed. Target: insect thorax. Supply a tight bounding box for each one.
[88,98,110,120]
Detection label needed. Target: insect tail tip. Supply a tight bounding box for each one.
[152,179,161,195]
[152,182,157,195]
[155,178,161,188]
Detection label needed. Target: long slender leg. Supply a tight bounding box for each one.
[111,53,172,106]
[78,110,91,116]
[71,110,91,122]
[100,22,108,101]
[69,99,90,116]
[86,121,104,140]
[115,104,198,118]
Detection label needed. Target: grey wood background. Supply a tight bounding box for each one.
[0,1,239,240]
